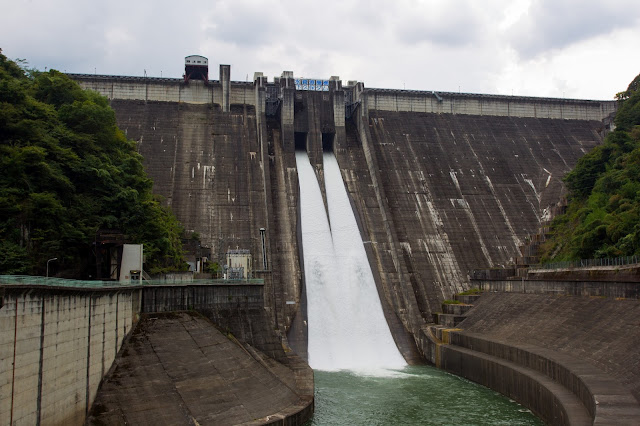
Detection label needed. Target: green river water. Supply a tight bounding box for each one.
[306,366,543,425]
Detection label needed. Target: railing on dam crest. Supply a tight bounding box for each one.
[0,275,264,290]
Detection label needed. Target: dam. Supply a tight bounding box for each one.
[70,66,617,359]
[4,59,638,424]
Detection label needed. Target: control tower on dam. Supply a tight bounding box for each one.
[70,63,616,360]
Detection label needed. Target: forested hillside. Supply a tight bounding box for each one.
[541,73,640,261]
[0,52,186,277]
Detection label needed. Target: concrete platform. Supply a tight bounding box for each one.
[455,294,482,304]
[441,303,473,315]
[433,313,466,327]
[86,312,313,425]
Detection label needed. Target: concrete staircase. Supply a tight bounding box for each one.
[516,200,567,268]
[431,293,479,328]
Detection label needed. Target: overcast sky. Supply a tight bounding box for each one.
[2,0,639,100]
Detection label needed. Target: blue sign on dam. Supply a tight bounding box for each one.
[295,78,330,91]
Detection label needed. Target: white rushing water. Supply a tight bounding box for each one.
[296,150,406,372]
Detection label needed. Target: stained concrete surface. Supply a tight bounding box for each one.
[335,112,604,356]
[111,100,301,351]
[361,112,602,313]
[86,312,312,425]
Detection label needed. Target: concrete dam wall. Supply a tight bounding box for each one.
[342,110,605,341]
[72,71,614,360]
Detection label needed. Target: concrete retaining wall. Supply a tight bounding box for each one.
[0,287,139,426]
[141,285,286,361]
[0,284,285,424]
[419,325,640,425]
[438,344,577,425]
[473,278,640,298]
[363,89,616,121]
[141,284,264,312]
[448,332,640,423]
[86,312,314,426]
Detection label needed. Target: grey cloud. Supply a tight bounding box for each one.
[509,0,640,58]
[396,19,479,47]
[392,2,488,47]
[2,0,637,101]
[203,1,286,47]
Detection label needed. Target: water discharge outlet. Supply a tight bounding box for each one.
[321,133,334,153]
[294,132,307,152]
[296,150,406,372]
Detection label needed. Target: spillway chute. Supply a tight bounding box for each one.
[296,150,406,372]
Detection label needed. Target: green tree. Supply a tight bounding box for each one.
[541,72,640,261]
[0,52,187,276]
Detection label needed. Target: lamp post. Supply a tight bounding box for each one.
[46,258,57,279]
[259,227,267,270]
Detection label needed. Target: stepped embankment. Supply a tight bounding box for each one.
[422,291,640,425]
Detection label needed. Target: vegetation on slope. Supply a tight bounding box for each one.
[0,52,187,276]
[541,73,640,261]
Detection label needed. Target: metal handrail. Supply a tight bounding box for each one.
[0,275,264,289]
[534,255,640,270]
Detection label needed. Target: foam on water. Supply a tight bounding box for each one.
[296,150,406,372]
